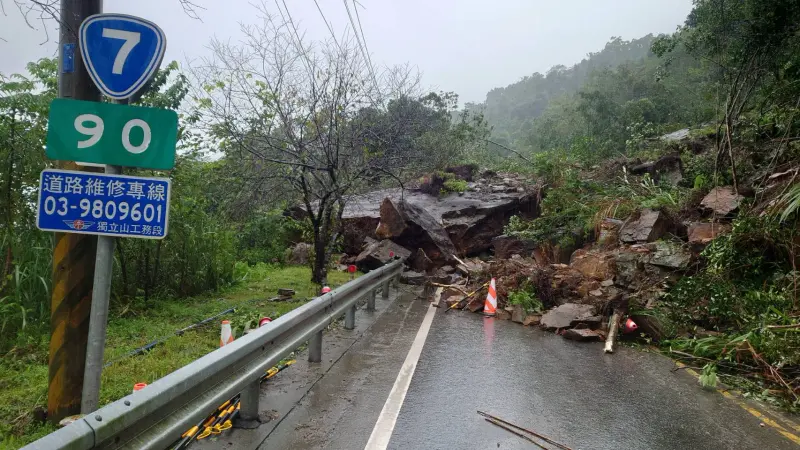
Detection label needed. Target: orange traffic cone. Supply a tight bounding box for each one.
[220,320,234,347]
[484,278,497,316]
[622,318,638,334]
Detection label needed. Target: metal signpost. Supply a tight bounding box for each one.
[38,12,173,415]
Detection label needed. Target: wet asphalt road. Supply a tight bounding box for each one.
[213,290,798,450]
[388,309,797,450]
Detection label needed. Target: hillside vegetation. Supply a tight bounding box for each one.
[466,0,800,411]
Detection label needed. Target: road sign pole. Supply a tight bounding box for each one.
[48,0,103,425]
[81,160,122,414]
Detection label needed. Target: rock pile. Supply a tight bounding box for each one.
[436,184,744,345]
[313,169,542,270]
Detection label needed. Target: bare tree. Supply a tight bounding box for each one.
[189,4,431,284]
[1,0,205,43]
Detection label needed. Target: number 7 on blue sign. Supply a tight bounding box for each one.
[80,14,166,100]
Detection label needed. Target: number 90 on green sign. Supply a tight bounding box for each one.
[46,98,178,170]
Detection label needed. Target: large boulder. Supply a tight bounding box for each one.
[297,174,540,260]
[492,234,536,259]
[445,191,541,256]
[374,198,457,265]
[408,248,433,273]
[342,217,381,255]
[288,243,311,265]
[375,197,407,239]
[701,187,744,217]
[619,209,670,243]
[540,303,596,330]
[355,240,411,270]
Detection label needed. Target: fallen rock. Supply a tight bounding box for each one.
[562,328,603,342]
[646,241,691,270]
[277,288,295,297]
[466,296,485,312]
[613,250,645,289]
[375,197,407,239]
[619,209,670,243]
[456,258,490,276]
[408,248,433,273]
[570,249,616,280]
[522,315,541,326]
[598,218,624,247]
[570,315,603,329]
[355,240,412,271]
[378,198,458,264]
[701,186,744,217]
[687,222,731,246]
[629,154,683,186]
[511,304,525,323]
[343,217,381,255]
[577,279,601,298]
[540,303,596,330]
[440,265,456,274]
[495,309,512,320]
[400,270,425,285]
[492,234,536,259]
[445,295,466,309]
[288,243,311,265]
[630,314,665,341]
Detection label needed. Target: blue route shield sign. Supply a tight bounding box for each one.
[36,169,171,239]
[79,14,166,100]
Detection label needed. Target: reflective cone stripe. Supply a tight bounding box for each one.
[220,320,234,347]
[484,278,497,316]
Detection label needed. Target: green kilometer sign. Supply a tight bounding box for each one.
[46,98,178,170]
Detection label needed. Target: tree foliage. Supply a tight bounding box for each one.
[193,7,487,284]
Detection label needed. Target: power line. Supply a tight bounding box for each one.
[275,0,317,89]
[351,0,376,83]
[312,0,341,50]
[342,0,379,91]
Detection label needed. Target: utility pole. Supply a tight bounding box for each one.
[48,0,103,424]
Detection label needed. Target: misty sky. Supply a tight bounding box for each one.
[0,0,693,104]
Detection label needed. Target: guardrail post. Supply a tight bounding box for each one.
[367,290,376,311]
[309,330,322,363]
[344,304,356,330]
[237,379,261,428]
[382,279,391,299]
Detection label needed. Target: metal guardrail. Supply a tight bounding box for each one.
[24,260,404,450]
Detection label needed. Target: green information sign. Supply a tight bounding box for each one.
[46,98,178,170]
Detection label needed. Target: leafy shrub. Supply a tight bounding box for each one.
[507,289,543,313]
[442,178,468,194]
[236,211,296,265]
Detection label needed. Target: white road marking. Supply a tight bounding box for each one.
[364,303,437,450]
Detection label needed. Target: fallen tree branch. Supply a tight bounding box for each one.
[765,323,800,330]
[483,418,548,450]
[477,411,572,450]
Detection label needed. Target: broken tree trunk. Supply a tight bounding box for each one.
[604,311,621,354]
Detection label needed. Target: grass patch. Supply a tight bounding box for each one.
[0,264,353,448]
